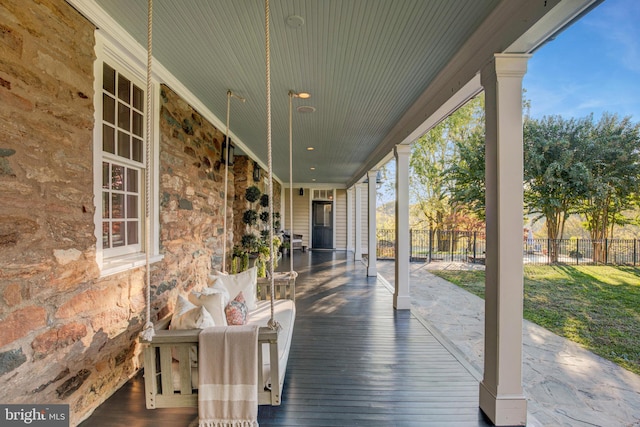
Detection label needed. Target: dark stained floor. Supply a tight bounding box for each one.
[81,251,493,427]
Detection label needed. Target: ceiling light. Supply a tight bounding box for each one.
[310,167,315,170]
[296,105,316,113]
[307,147,314,151]
[312,179,316,182]
[290,91,311,99]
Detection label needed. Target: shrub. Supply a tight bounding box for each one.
[242,209,258,226]
[245,186,261,203]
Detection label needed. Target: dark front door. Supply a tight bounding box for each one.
[312,201,333,249]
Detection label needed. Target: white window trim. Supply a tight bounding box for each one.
[93,31,163,277]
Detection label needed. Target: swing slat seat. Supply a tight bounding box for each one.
[140,278,295,409]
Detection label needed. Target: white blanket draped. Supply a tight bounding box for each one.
[198,325,260,427]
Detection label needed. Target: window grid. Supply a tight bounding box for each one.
[313,189,334,200]
[101,62,145,254]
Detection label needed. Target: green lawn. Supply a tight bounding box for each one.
[429,265,640,375]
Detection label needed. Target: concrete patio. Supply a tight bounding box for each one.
[376,260,640,427]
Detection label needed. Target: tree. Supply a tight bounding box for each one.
[411,94,484,230]
[523,115,590,262]
[446,127,486,220]
[579,113,640,262]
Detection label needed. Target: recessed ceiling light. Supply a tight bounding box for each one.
[286,15,305,28]
[310,167,315,170]
[307,147,314,151]
[312,178,316,182]
[297,92,311,99]
[296,105,316,114]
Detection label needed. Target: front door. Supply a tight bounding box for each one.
[312,201,333,249]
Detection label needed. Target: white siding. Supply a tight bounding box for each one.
[284,187,310,248]
[335,189,347,250]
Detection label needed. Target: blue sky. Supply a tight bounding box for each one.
[524,0,640,122]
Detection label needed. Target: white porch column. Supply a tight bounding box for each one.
[354,184,363,261]
[367,170,378,277]
[479,54,529,426]
[394,145,411,309]
[347,187,354,253]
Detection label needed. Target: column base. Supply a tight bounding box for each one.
[479,382,527,426]
[367,266,377,277]
[393,294,411,310]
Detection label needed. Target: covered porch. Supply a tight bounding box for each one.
[0,1,608,425]
[82,251,493,426]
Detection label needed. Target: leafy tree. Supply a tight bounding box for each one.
[445,90,531,222]
[579,113,640,262]
[411,94,484,230]
[446,127,486,220]
[523,115,590,262]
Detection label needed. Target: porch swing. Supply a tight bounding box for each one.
[140,0,297,410]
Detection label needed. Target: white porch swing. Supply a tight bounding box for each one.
[140,0,297,411]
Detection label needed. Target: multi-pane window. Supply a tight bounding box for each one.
[313,189,334,200]
[101,63,144,255]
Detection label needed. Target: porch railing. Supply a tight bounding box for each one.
[376,229,640,266]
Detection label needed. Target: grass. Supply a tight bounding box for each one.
[430,265,640,375]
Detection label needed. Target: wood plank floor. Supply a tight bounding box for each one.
[81,251,493,427]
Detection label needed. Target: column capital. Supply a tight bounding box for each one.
[394,144,412,157]
[482,53,531,86]
[366,169,378,179]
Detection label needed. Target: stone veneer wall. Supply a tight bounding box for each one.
[0,1,233,424]
[154,84,230,314]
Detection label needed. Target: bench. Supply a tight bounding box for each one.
[283,231,303,251]
[140,273,296,408]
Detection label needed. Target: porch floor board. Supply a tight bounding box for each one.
[81,251,492,427]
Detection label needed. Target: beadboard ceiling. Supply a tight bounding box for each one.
[81,0,598,187]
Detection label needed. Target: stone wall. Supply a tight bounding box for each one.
[0,0,108,422]
[154,84,230,315]
[0,1,235,424]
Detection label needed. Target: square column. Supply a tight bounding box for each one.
[479,54,530,426]
[394,145,411,309]
[367,170,378,277]
[354,184,363,261]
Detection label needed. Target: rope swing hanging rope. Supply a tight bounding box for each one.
[141,0,283,337]
[264,0,280,331]
[140,0,154,342]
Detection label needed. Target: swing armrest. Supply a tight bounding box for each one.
[256,272,296,301]
[140,325,277,344]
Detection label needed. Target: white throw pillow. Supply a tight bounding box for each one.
[206,276,231,306]
[170,295,216,330]
[189,288,228,326]
[212,267,258,311]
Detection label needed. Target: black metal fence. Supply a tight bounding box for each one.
[376,229,640,266]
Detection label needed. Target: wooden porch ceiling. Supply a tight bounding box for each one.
[69,0,599,187]
[81,251,492,426]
